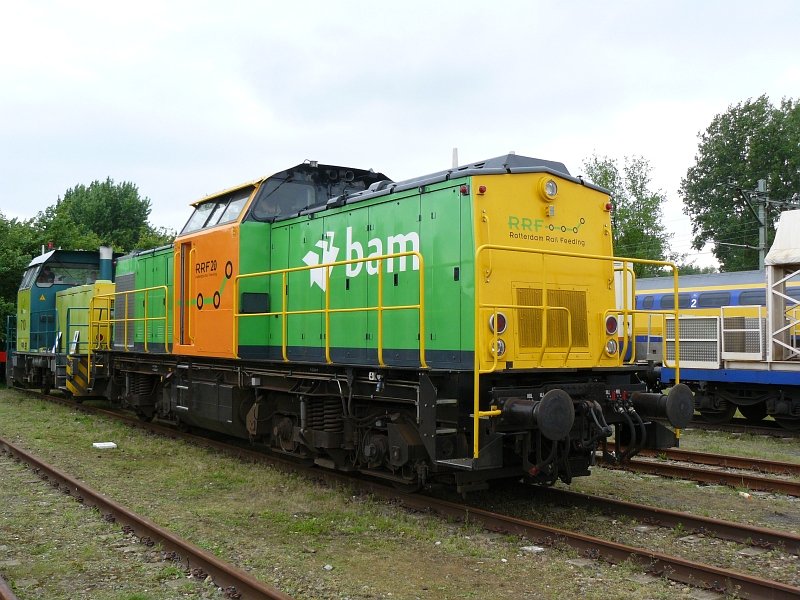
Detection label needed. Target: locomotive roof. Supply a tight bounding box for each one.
[26,249,101,268]
[335,153,610,207]
[188,154,610,223]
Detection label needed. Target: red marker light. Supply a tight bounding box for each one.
[478,185,487,194]
[489,312,508,334]
[605,315,618,335]
[604,202,613,211]
[460,185,469,196]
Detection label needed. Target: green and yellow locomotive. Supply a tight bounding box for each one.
[7,248,114,395]
[7,154,692,492]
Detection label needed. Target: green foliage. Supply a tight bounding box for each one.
[32,178,174,252]
[0,213,37,343]
[582,154,674,276]
[680,95,800,271]
[674,263,718,275]
[0,180,175,343]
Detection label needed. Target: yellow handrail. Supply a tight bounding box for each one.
[90,285,171,358]
[472,244,679,459]
[188,247,196,345]
[613,261,637,363]
[233,251,427,368]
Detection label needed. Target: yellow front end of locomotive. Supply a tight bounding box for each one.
[471,172,621,371]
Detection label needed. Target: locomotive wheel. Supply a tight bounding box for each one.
[699,403,736,424]
[737,403,767,423]
[774,417,800,432]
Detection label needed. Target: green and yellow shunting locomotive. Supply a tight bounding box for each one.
[6,154,692,492]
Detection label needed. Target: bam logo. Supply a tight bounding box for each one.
[302,227,420,291]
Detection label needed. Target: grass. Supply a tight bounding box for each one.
[678,427,800,462]
[2,387,798,597]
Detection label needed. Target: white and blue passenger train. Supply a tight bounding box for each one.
[633,211,800,430]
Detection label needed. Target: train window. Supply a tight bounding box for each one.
[250,179,316,220]
[659,293,691,309]
[216,190,250,225]
[36,266,56,286]
[19,267,38,290]
[641,295,654,309]
[35,263,98,288]
[738,289,766,306]
[697,291,731,308]
[181,202,216,235]
[181,188,253,235]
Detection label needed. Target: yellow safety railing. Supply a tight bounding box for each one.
[472,244,680,459]
[188,247,196,344]
[88,286,171,383]
[233,251,426,368]
[64,307,92,354]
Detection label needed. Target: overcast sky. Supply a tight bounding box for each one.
[1,1,798,266]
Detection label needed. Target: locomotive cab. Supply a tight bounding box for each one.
[9,249,107,393]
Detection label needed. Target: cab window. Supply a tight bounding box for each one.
[250,179,317,220]
[180,189,252,234]
[20,267,38,290]
[181,202,216,235]
[216,190,250,225]
[35,263,98,288]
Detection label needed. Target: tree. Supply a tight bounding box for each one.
[0,213,37,343]
[2,180,175,344]
[680,96,800,271]
[582,154,674,276]
[32,178,174,252]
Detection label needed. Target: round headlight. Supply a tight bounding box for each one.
[492,339,506,357]
[605,339,618,355]
[541,178,558,201]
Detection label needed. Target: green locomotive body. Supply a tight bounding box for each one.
[8,155,692,491]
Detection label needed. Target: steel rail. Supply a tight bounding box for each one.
[0,437,292,600]
[613,458,800,497]
[0,573,19,600]
[377,487,800,600]
[532,486,800,555]
[16,391,800,598]
[635,447,800,477]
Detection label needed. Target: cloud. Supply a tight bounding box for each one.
[1,0,798,270]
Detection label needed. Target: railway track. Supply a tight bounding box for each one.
[608,453,800,497]
[11,390,800,599]
[531,486,800,555]
[421,497,800,599]
[0,573,18,600]
[0,436,292,600]
[635,447,800,477]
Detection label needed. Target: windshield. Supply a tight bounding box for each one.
[34,263,99,288]
[248,164,390,222]
[180,188,252,235]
